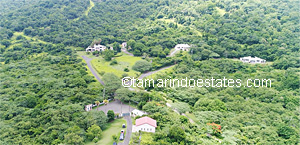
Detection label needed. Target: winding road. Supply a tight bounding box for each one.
[81,55,105,85]
[121,48,134,56]
[138,65,174,79]
[81,54,175,145]
[167,49,179,57]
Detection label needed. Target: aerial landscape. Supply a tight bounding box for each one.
[0,0,299,144]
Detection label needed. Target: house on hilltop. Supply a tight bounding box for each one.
[122,42,127,49]
[174,44,190,51]
[86,44,113,52]
[133,116,157,133]
[240,56,266,64]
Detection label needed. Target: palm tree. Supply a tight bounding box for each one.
[103,99,109,113]
[95,101,100,106]
[103,99,109,105]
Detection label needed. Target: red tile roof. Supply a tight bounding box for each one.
[135,116,157,127]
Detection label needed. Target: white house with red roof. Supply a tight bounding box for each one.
[133,116,157,133]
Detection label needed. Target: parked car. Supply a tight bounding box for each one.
[122,124,126,128]
[119,130,124,140]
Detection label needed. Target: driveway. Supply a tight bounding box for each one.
[121,48,134,56]
[97,100,134,145]
[81,55,105,85]
[167,49,178,57]
[97,100,135,114]
[119,116,132,145]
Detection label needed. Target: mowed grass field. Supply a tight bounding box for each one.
[91,53,142,78]
[87,119,126,145]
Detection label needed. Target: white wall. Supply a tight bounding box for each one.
[135,124,155,133]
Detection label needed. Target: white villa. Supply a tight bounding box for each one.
[85,104,93,111]
[240,56,266,64]
[122,42,127,49]
[131,109,147,117]
[86,44,112,52]
[133,116,157,133]
[175,44,190,51]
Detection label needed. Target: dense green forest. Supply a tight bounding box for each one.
[0,0,299,144]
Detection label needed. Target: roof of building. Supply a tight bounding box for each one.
[240,56,265,60]
[132,109,146,115]
[175,44,190,48]
[135,116,157,127]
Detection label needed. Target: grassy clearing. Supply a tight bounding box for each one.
[86,119,126,145]
[185,112,198,123]
[157,18,202,37]
[74,0,94,21]
[216,7,226,16]
[91,53,142,78]
[85,0,95,16]
[7,32,51,50]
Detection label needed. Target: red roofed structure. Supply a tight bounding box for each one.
[134,116,157,133]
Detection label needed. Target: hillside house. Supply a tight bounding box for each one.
[133,116,157,133]
[174,44,190,51]
[86,44,112,52]
[122,42,127,49]
[240,56,266,64]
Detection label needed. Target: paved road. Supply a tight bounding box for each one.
[119,116,132,145]
[82,54,175,145]
[121,48,134,56]
[167,49,179,57]
[81,55,105,85]
[97,100,133,145]
[97,100,134,114]
[138,65,175,79]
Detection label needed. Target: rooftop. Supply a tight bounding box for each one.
[135,116,157,127]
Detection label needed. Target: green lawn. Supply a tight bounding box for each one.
[86,119,126,145]
[216,7,226,16]
[91,53,142,78]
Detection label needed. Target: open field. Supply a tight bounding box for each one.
[91,53,142,78]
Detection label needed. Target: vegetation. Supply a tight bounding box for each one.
[132,60,152,73]
[0,0,299,144]
[91,54,141,78]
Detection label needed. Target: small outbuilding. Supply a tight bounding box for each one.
[131,109,147,117]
